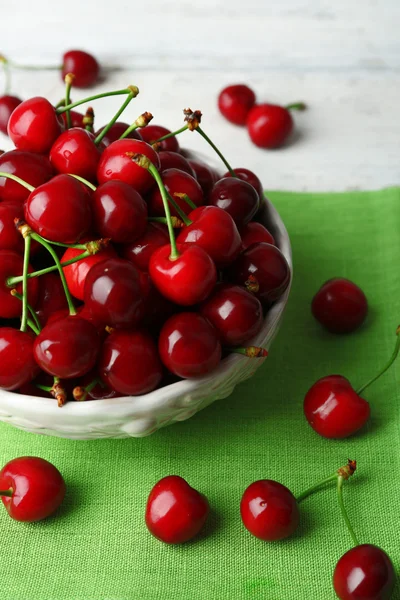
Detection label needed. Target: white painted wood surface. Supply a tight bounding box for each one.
[1,0,399,191]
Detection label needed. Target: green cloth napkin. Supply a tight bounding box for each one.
[1,188,399,600]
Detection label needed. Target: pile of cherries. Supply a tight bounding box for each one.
[0,81,289,404]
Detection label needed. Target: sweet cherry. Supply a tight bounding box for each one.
[224,167,264,199]
[218,84,256,125]
[312,278,368,334]
[0,95,22,135]
[148,168,204,218]
[121,222,169,272]
[50,128,103,182]
[62,50,100,88]
[0,249,39,318]
[141,124,180,152]
[159,151,196,176]
[210,178,259,226]
[0,328,40,390]
[8,97,63,154]
[240,222,275,250]
[60,110,85,129]
[187,158,219,197]
[62,244,117,301]
[247,103,303,148]
[0,150,54,204]
[0,201,25,253]
[35,272,68,325]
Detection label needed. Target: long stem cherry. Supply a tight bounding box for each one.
[64,73,74,129]
[94,88,139,146]
[119,112,153,140]
[56,87,138,115]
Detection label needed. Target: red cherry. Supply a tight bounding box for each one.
[97,139,160,193]
[94,121,142,147]
[99,330,163,395]
[200,284,263,346]
[0,95,22,135]
[240,480,299,541]
[304,375,370,439]
[84,258,143,327]
[50,128,103,182]
[24,174,92,243]
[210,178,259,226]
[35,272,68,325]
[159,312,221,377]
[148,168,204,218]
[8,97,63,154]
[60,110,85,129]
[0,328,40,390]
[218,84,256,125]
[92,181,147,243]
[0,150,54,204]
[159,151,196,176]
[223,167,264,198]
[0,456,66,522]
[0,249,39,318]
[230,242,290,304]
[62,50,100,88]
[333,545,395,600]
[141,125,180,152]
[0,201,25,253]
[312,278,368,334]
[177,205,241,268]
[34,315,100,378]
[240,222,275,250]
[121,222,169,272]
[247,104,293,148]
[145,475,209,544]
[62,244,117,301]
[150,243,217,306]
[188,158,219,197]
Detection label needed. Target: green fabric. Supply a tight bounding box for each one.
[1,187,400,600]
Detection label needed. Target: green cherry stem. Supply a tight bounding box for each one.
[56,87,138,115]
[26,317,40,336]
[165,192,192,226]
[68,173,97,191]
[119,112,153,140]
[7,249,94,286]
[285,102,307,111]
[73,378,103,401]
[64,73,74,130]
[0,172,34,192]
[196,126,236,177]
[148,216,184,229]
[20,233,31,333]
[10,290,41,334]
[296,459,357,504]
[0,489,13,497]
[356,326,400,395]
[174,192,196,210]
[154,124,188,144]
[337,475,360,547]
[94,88,139,146]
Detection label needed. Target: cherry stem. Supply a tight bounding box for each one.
[68,173,97,191]
[119,122,140,140]
[356,326,400,395]
[296,473,338,503]
[232,346,268,357]
[5,58,61,71]
[0,489,13,498]
[11,289,41,333]
[0,172,35,192]
[7,249,92,286]
[64,73,74,130]
[196,126,237,177]
[154,124,188,144]
[73,378,102,401]
[337,475,360,547]
[285,102,307,111]
[56,88,137,115]
[119,112,153,140]
[51,377,67,407]
[27,318,40,336]
[35,383,52,392]
[174,192,196,210]
[94,90,136,146]
[19,234,31,333]
[148,216,184,229]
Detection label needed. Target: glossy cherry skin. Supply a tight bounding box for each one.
[240,222,275,250]
[304,375,370,439]
[62,50,100,88]
[0,201,25,253]
[200,284,263,346]
[62,244,117,301]
[84,258,143,327]
[94,121,142,147]
[150,243,217,306]
[50,128,103,182]
[177,206,241,268]
[333,545,395,600]
[35,273,68,325]
[146,475,209,544]
[0,456,66,522]
[24,174,92,243]
[0,250,39,318]
[0,150,54,204]
[218,84,256,125]
[34,315,100,378]
[210,178,259,226]
[97,139,160,193]
[121,222,169,272]
[148,168,204,218]
[0,328,40,390]
[188,158,219,197]
[224,167,264,199]
[159,151,196,176]
[240,480,299,541]
[8,97,63,154]
[99,330,163,395]
[247,104,293,148]
[92,181,147,243]
[159,312,221,378]
[0,95,22,135]
[140,124,180,152]
[312,278,368,334]
[60,110,85,129]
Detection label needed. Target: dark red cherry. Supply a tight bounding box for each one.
[247,104,293,148]
[121,222,169,272]
[145,475,209,544]
[312,278,368,334]
[84,258,143,327]
[62,244,117,301]
[223,167,263,198]
[0,456,66,522]
[33,315,99,378]
[35,272,68,326]
[0,328,40,390]
[230,242,290,304]
[62,50,100,88]
[50,128,103,182]
[92,181,147,243]
[0,150,54,204]
[149,243,217,306]
[333,544,395,600]
[148,168,204,218]
[240,480,299,541]
[60,110,85,129]
[97,139,160,193]
[99,330,163,395]
[0,201,25,253]
[0,95,22,135]
[8,97,63,154]
[159,151,196,177]
[210,178,259,226]
[94,121,142,147]
[74,370,119,400]
[0,250,39,318]
[200,284,263,346]
[304,375,370,439]
[141,124,180,152]
[218,84,256,125]
[188,158,219,197]
[240,222,275,249]
[24,174,92,243]
[177,205,241,268]
[159,312,221,378]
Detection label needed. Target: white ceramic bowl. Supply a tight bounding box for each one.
[0,170,292,439]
